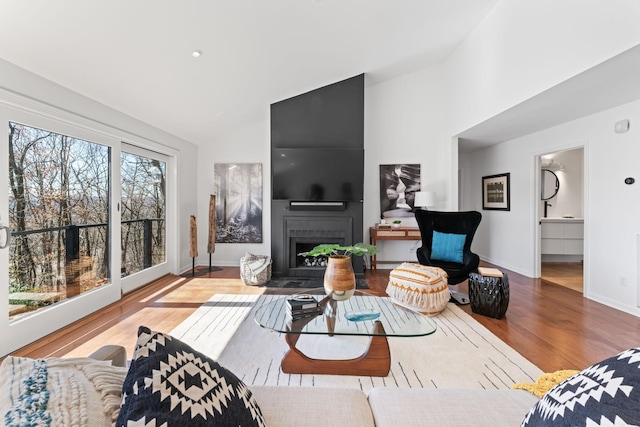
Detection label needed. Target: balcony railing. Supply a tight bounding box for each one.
[11,218,164,271]
[9,218,164,318]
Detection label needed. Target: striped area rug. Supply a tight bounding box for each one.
[170,294,542,392]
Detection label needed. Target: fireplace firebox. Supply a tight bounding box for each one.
[284,216,352,277]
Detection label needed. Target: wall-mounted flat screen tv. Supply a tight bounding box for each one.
[272,148,364,202]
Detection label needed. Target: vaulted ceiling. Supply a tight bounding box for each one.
[458,43,640,151]
[0,0,499,144]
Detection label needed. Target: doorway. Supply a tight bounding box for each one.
[538,147,584,292]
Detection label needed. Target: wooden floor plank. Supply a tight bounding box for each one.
[541,262,583,292]
[9,263,640,375]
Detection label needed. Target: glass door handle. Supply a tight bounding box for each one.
[0,225,10,249]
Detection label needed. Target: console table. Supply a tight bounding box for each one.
[369,227,422,269]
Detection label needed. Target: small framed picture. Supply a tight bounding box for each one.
[482,173,510,211]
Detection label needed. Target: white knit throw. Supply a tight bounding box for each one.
[0,356,128,427]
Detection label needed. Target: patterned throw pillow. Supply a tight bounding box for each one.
[521,347,640,426]
[116,326,266,427]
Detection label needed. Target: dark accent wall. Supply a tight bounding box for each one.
[271,74,364,149]
[271,74,365,277]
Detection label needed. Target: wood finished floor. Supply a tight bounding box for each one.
[541,262,583,293]
[10,263,640,374]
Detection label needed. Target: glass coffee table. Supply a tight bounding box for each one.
[254,288,437,376]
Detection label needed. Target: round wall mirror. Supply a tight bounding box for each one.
[541,169,559,200]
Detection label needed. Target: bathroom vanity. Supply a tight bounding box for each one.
[540,218,584,256]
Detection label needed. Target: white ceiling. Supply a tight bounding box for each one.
[457,44,640,152]
[0,0,499,145]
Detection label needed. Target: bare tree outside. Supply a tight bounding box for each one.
[8,122,110,318]
[120,152,166,277]
[7,123,166,319]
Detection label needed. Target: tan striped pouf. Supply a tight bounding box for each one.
[386,263,449,316]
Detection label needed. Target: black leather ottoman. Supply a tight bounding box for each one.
[468,269,509,319]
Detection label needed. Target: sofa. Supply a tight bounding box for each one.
[3,330,639,426]
[254,386,539,426]
[0,344,538,427]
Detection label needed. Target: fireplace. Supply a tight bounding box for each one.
[292,240,342,270]
[284,216,352,277]
[270,74,364,279]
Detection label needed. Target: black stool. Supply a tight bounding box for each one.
[468,269,509,319]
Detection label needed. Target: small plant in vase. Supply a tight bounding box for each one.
[392,220,402,228]
[298,243,378,258]
[298,243,378,300]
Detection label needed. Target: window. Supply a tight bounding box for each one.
[120,151,166,277]
[8,122,110,320]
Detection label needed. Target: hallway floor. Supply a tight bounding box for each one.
[541,262,583,293]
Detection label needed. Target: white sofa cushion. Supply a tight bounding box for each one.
[251,386,375,427]
[368,388,538,427]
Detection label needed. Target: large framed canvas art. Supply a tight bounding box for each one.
[214,163,263,243]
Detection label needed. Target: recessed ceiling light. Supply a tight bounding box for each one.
[192,50,203,58]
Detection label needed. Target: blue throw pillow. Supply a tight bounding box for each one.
[521,347,640,426]
[431,230,465,263]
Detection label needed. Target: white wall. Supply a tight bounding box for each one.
[364,66,448,267]
[195,118,271,268]
[460,140,538,275]
[196,67,451,269]
[461,99,640,316]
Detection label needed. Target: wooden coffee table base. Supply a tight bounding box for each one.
[281,321,391,377]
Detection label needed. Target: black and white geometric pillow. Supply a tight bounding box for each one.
[116,326,266,427]
[521,347,640,426]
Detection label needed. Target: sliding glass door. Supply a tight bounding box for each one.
[7,121,111,321]
[0,106,176,356]
[0,109,121,356]
[120,143,171,293]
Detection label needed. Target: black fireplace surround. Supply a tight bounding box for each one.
[286,217,352,277]
[270,74,365,278]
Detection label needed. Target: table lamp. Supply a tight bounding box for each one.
[414,191,435,210]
